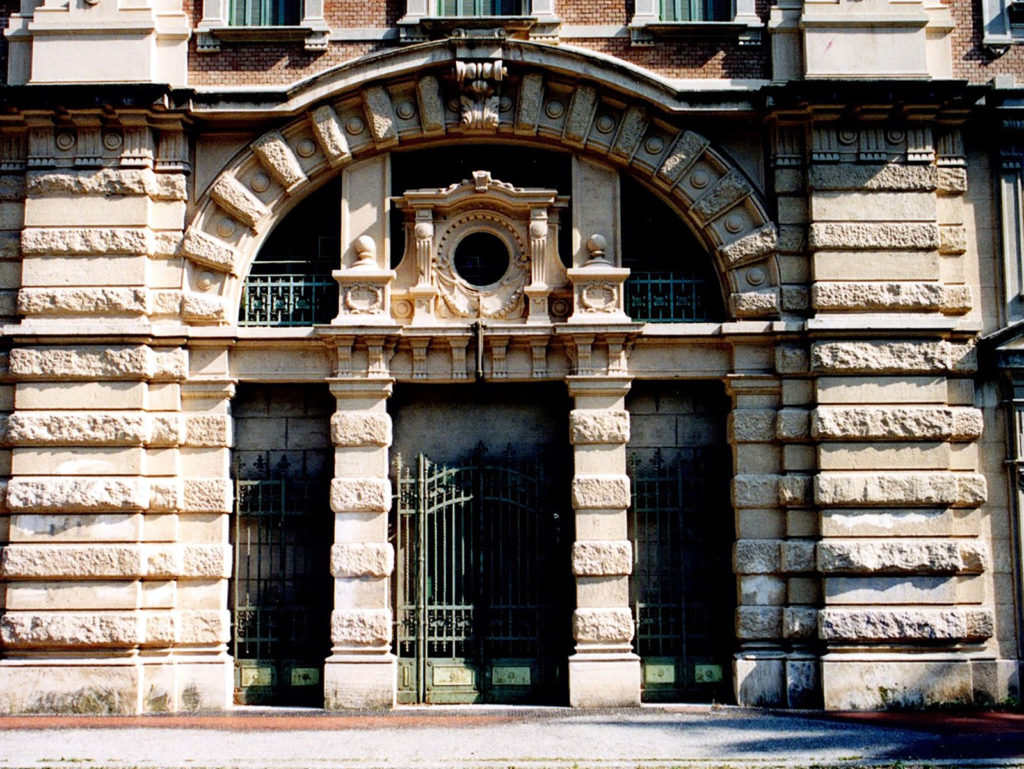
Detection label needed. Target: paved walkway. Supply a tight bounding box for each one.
[0,706,1022,769]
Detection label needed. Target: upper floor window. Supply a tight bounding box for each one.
[230,0,300,26]
[439,0,528,14]
[660,0,730,22]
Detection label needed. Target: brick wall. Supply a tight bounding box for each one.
[949,0,1024,83]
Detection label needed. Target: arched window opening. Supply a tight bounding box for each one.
[240,179,340,327]
[621,176,724,323]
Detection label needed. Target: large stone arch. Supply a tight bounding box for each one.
[179,41,779,325]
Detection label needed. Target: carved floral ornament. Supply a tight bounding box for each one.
[178,49,779,325]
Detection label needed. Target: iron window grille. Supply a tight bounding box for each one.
[229,0,300,25]
[624,270,713,322]
[239,259,337,327]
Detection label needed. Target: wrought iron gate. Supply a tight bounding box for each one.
[231,455,333,705]
[628,448,733,702]
[394,448,568,704]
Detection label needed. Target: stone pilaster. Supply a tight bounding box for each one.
[566,375,640,707]
[323,376,396,709]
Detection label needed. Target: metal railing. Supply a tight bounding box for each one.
[624,271,713,322]
[239,273,336,327]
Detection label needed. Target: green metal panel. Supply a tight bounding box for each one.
[628,448,733,702]
[231,455,333,705]
[395,447,568,704]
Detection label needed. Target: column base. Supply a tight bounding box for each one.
[568,653,641,707]
[734,650,786,707]
[0,653,232,714]
[323,653,396,709]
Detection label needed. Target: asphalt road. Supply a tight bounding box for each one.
[0,706,1022,768]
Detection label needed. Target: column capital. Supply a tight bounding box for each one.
[566,375,632,399]
[328,376,394,400]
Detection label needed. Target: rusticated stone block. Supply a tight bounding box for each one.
[818,607,993,642]
[810,340,968,374]
[808,222,939,250]
[734,540,781,574]
[331,608,392,646]
[185,415,231,448]
[729,410,776,443]
[783,607,818,639]
[178,610,230,645]
[733,474,780,508]
[569,410,629,445]
[7,413,147,446]
[814,472,957,507]
[10,346,150,380]
[809,164,937,192]
[0,544,141,578]
[147,415,184,447]
[143,612,176,645]
[736,606,783,639]
[782,540,816,572]
[362,86,398,148]
[148,480,182,512]
[730,289,780,318]
[330,543,394,578]
[778,476,813,508]
[1,611,140,647]
[718,223,777,267]
[181,293,224,322]
[571,475,631,510]
[937,168,967,194]
[691,169,752,223]
[8,478,146,512]
[330,478,391,514]
[181,229,238,274]
[942,285,972,314]
[252,131,306,191]
[781,286,810,313]
[956,474,988,507]
[182,479,232,513]
[210,176,268,230]
[18,288,148,317]
[330,412,392,448]
[939,225,967,255]
[811,282,944,312]
[310,105,351,166]
[572,541,632,576]
[26,169,186,200]
[143,545,180,577]
[817,539,989,575]
[775,345,809,374]
[811,406,984,442]
[776,409,810,440]
[21,227,150,256]
[182,545,231,578]
[151,349,187,381]
[573,608,634,643]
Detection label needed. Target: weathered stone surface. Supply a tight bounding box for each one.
[21,227,150,256]
[778,475,813,508]
[718,223,777,267]
[572,541,632,576]
[782,541,816,573]
[181,229,238,274]
[563,85,598,146]
[814,472,958,507]
[252,131,306,191]
[956,474,988,507]
[1,611,140,647]
[811,282,945,311]
[729,409,776,443]
[610,106,647,159]
[942,285,972,314]
[27,169,186,200]
[733,475,781,508]
[515,73,544,133]
[691,169,752,223]
[817,539,989,574]
[151,349,188,381]
[8,478,146,512]
[781,286,810,312]
[6,413,147,446]
[147,415,184,447]
[811,406,984,441]
[362,86,398,148]
[182,479,232,513]
[210,176,268,230]
[310,105,351,166]
[184,415,231,448]
[569,410,629,445]
[18,288,148,317]
[818,608,993,642]
[9,345,168,381]
[939,225,967,255]
[776,409,810,440]
[571,475,631,510]
[330,478,391,513]
[330,543,394,578]
[809,164,937,192]
[808,223,939,250]
[330,412,391,447]
[734,540,781,574]
[331,608,392,646]
[573,608,634,643]
[147,480,182,512]
[730,289,780,317]
[657,130,708,186]
[937,168,967,194]
[783,607,818,639]
[416,76,445,135]
[775,345,809,374]
[178,610,230,645]
[1,544,141,578]
[810,340,971,374]
[181,545,231,578]
[181,293,224,321]
[736,606,783,640]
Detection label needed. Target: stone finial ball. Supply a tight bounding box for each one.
[354,235,376,259]
[586,233,607,254]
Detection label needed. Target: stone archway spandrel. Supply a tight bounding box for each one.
[180,46,780,325]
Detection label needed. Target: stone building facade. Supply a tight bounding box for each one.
[0,0,1021,713]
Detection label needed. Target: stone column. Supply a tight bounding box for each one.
[567,375,640,707]
[323,376,396,709]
